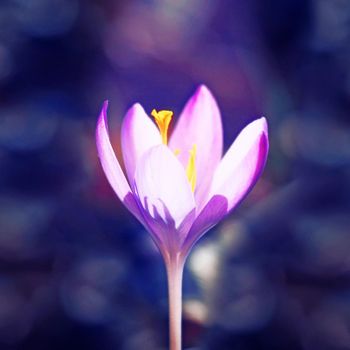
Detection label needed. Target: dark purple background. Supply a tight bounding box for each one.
[1,0,350,349]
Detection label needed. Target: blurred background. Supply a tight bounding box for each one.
[1,0,350,349]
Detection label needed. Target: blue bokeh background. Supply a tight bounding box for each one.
[1,0,350,349]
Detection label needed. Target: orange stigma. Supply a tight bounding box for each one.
[151,109,173,145]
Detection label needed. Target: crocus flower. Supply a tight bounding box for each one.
[96,85,268,350]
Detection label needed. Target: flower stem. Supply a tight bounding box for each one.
[166,255,184,350]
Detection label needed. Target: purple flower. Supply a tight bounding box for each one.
[96,85,269,349]
[96,85,268,262]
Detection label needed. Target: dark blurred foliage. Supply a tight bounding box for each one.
[1,0,350,349]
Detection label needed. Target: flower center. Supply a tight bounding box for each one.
[151,109,173,145]
[151,109,197,192]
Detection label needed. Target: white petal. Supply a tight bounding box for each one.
[209,117,269,212]
[169,85,223,208]
[134,145,196,230]
[121,103,161,183]
[96,101,144,221]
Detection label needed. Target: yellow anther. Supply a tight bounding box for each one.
[174,148,181,156]
[151,109,173,145]
[186,144,197,192]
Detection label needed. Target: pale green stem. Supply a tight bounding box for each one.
[166,254,184,350]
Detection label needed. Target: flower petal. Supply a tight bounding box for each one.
[96,101,144,222]
[134,144,196,249]
[181,195,228,257]
[169,85,223,208]
[208,117,269,212]
[181,118,268,256]
[121,103,161,183]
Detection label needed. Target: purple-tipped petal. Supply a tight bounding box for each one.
[181,118,268,256]
[96,102,144,222]
[134,145,196,247]
[169,85,223,208]
[121,103,161,183]
[208,117,269,212]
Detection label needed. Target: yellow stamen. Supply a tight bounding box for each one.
[151,109,173,145]
[186,144,197,192]
[174,148,181,156]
